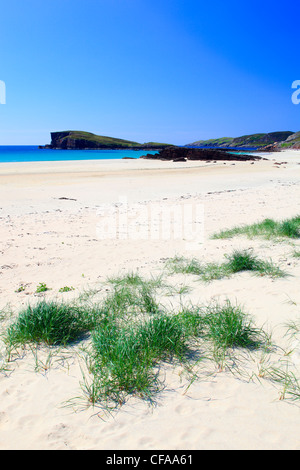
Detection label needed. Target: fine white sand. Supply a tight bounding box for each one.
[0,150,300,450]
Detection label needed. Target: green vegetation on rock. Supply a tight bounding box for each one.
[187,131,296,149]
[45,130,172,150]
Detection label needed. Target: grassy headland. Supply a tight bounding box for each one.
[42,130,172,150]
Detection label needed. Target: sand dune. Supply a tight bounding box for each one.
[0,150,300,450]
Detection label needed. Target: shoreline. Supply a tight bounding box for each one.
[0,150,299,216]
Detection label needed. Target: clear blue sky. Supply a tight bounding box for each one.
[0,0,299,145]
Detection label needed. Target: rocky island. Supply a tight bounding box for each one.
[39,130,172,150]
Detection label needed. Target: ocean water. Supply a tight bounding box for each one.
[0,146,158,163]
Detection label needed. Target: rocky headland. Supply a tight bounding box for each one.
[186,131,300,150]
[39,131,171,150]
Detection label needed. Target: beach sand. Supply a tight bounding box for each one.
[0,150,300,450]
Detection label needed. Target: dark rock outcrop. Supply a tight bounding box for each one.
[140,147,264,162]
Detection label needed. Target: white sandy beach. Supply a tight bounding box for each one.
[0,150,300,450]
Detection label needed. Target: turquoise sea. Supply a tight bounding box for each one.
[0,146,158,163]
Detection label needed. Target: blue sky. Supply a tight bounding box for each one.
[0,0,299,145]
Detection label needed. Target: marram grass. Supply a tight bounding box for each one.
[86,314,188,405]
[83,298,268,407]
[6,300,98,347]
[166,249,286,281]
[3,271,292,409]
[199,300,266,350]
[101,275,162,318]
[211,215,300,240]
[224,249,286,278]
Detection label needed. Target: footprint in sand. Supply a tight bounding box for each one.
[174,402,198,416]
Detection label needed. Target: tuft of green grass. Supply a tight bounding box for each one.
[224,249,286,278]
[139,283,161,315]
[6,300,98,347]
[166,249,286,281]
[35,282,50,293]
[59,286,75,293]
[174,305,205,338]
[224,249,262,273]
[166,256,203,276]
[279,219,300,238]
[200,301,265,351]
[107,272,166,291]
[83,295,269,407]
[86,314,188,405]
[107,271,148,287]
[211,215,300,240]
[200,301,269,369]
[102,273,162,318]
[175,300,267,364]
[166,256,228,281]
